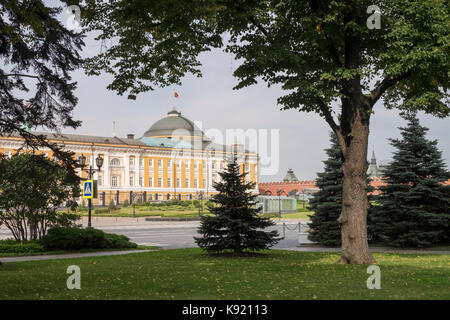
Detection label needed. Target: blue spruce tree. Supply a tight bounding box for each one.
[370,113,450,247]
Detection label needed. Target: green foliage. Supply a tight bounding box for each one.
[308,132,375,246]
[369,113,450,247]
[308,132,344,246]
[0,240,44,254]
[123,199,129,207]
[195,158,280,253]
[40,227,137,251]
[94,208,110,214]
[0,0,84,162]
[82,1,449,116]
[108,200,116,210]
[81,1,450,261]
[0,153,81,241]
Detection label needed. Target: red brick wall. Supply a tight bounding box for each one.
[259,178,450,196]
[258,180,317,195]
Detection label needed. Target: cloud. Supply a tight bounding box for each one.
[59,34,449,182]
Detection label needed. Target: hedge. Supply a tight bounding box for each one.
[40,227,137,251]
[0,240,44,254]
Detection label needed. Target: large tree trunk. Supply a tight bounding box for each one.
[338,109,376,264]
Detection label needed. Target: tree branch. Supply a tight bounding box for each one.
[0,74,42,82]
[316,98,338,132]
[370,70,412,107]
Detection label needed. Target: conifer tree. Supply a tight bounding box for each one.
[195,157,280,254]
[370,113,450,247]
[308,132,375,246]
[308,132,344,246]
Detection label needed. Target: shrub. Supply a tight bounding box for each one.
[104,233,137,249]
[0,240,44,254]
[49,212,81,229]
[40,227,137,251]
[123,199,129,207]
[95,208,110,214]
[150,202,165,207]
[108,200,116,210]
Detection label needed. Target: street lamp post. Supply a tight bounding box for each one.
[79,154,104,228]
[276,189,286,219]
[301,191,306,208]
[196,190,204,216]
[130,191,136,217]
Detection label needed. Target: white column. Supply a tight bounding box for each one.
[124,154,130,186]
[135,154,139,188]
[103,152,110,187]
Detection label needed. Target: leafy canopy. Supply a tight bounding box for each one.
[82,0,449,121]
[0,0,85,170]
[0,153,81,240]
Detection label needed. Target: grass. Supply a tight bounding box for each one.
[74,204,202,218]
[281,211,313,219]
[0,248,448,299]
[68,200,317,220]
[0,245,158,258]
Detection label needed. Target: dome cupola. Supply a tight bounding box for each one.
[142,108,204,139]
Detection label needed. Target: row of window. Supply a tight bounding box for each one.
[110,157,251,172]
[102,175,258,188]
[98,193,194,204]
[107,176,211,188]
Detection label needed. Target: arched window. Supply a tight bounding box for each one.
[110,158,121,166]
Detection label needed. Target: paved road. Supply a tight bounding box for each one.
[0,217,311,249]
[94,219,311,249]
[2,218,449,255]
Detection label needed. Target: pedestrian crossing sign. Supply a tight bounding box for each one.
[83,180,93,199]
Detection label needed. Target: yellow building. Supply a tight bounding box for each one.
[0,109,259,205]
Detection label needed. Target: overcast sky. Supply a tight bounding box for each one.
[54,8,449,183]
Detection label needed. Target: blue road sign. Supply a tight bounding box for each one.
[83,180,93,199]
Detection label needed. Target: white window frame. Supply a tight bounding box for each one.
[112,175,119,186]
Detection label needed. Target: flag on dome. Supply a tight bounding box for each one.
[174,92,179,98]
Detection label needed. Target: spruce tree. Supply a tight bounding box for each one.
[308,132,344,246]
[308,132,375,246]
[370,113,450,247]
[194,157,280,254]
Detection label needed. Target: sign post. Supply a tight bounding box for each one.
[83,180,93,228]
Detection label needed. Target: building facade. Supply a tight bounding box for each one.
[0,109,259,205]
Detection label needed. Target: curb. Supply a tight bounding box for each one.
[0,249,154,263]
[145,217,201,221]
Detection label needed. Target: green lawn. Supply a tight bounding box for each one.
[281,211,313,219]
[74,206,201,218]
[0,246,158,258]
[0,248,448,299]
